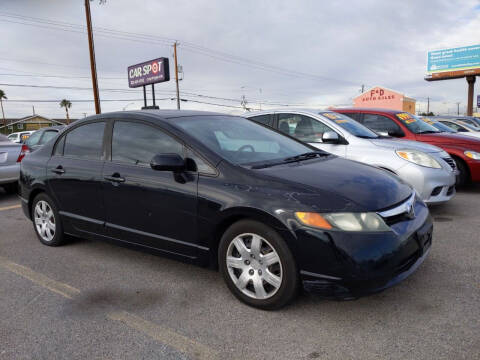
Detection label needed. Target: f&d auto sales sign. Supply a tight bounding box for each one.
[128,57,170,88]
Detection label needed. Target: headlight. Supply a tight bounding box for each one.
[464,150,480,160]
[295,212,390,232]
[396,149,441,168]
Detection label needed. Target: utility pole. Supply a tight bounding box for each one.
[427,97,430,114]
[456,102,461,115]
[173,42,180,110]
[85,0,101,114]
[466,76,476,116]
[361,84,365,93]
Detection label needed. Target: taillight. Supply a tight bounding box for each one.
[17,144,30,162]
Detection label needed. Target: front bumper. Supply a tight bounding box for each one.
[295,199,433,299]
[0,163,20,185]
[466,159,480,182]
[395,162,456,204]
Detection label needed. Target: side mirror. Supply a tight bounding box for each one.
[377,131,389,137]
[150,153,185,172]
[322,131,340,144]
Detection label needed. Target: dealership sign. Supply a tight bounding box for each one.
[426,44,480,80]
[128,57,170,88]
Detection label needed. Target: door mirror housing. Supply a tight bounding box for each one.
[150,153,185,172]
[322,131,340,144]
[388,130,404,137]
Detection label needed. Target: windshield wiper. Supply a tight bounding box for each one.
[283,151,328,162]
[250,151,328,169]
[417,130,439,134]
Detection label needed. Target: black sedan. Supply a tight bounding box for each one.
[19,110,432,309]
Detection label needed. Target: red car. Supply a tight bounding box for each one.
[334,108,480,185]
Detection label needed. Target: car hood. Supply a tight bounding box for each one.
[256,156,412,212]
[417,133,480,148]
[368,138,443,153]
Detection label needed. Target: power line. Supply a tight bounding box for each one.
[0,11,361,86]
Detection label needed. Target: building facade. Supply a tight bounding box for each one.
[0,115,75,135]
[353,86,416,113]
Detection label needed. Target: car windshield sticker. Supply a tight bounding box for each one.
[320,112,348,123]
[397,113,416,124]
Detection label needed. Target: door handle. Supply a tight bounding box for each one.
[104,173,125,183]
[51,166,65,175]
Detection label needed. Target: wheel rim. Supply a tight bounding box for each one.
[226,233,283,300]
[34,200,56,242]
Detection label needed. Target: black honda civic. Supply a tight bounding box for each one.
[19,110,432,309]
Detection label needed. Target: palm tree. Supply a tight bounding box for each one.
[59,99,72,125]
[0,89,7,129]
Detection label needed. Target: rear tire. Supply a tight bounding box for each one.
[218,219,299,310]
[31,193,65,246]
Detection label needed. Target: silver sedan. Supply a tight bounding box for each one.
[0,134,22,193]
[246,109,457,204]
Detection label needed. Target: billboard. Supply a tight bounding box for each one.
[128,57,170,88]
[426,44,480,81]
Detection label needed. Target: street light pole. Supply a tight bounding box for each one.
[85,0,101,114]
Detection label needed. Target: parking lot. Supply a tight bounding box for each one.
[0,187,479,360]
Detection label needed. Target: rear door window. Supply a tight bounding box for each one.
[64,122,106,160]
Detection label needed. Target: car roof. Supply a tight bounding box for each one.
[333,107,403,114]
[244,108,336,116]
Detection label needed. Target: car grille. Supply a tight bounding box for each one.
[443,157,456,171]
[377,192,416,226]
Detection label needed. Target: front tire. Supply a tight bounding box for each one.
[218,220,299,310]
[454,158,469,187]
[32,193,65,246]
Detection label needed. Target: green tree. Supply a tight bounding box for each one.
[59,99,72,125]
[0,89,6,130]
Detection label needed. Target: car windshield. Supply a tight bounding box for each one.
[174,115,323,166]
[318,112,379,139]
[422,117,457,133]
[396,113,440,134]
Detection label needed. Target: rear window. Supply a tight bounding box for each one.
[39,130,59,145]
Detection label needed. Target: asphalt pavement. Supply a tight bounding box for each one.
[0,186,479,359]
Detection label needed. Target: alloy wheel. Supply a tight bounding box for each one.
[34,200,56,242]
[226,233,283,300]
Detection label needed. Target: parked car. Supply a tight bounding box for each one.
[246,110,456,204]
[24,126,65,152]
[335,108,480,186]
[19,110,433,309]
[420,116,458,133]
[434,119,480,139]
[0,134,26,193]
[7,130,35,144]
[434,115,480,129]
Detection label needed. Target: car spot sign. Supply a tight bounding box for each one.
[128,57,170,88]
